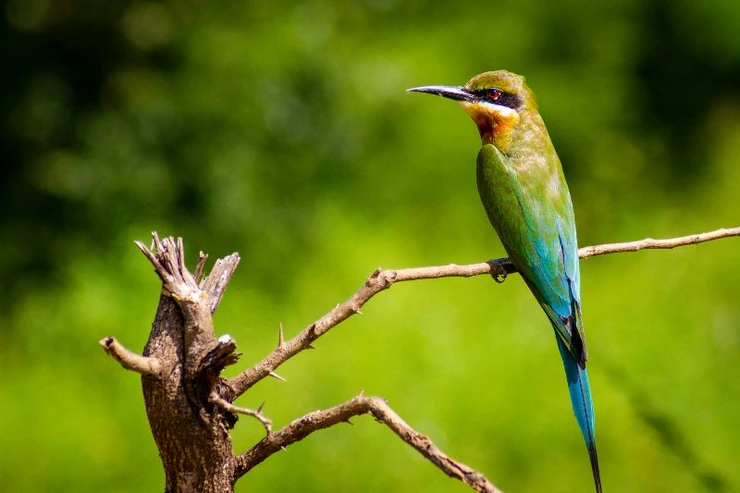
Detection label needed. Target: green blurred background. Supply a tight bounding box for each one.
[2,0,740,491]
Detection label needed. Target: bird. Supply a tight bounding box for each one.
[407,70,601,492]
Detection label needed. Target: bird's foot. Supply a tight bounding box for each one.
[488,258,514,283]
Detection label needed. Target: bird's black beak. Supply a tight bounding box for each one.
[407,85,476,103]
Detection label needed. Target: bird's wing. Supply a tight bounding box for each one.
[476,144,587,366]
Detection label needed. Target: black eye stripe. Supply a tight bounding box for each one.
[473,89,523,110]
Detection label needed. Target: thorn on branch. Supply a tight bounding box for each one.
[268,371,287,382]
[211,394,272,435]
[277,323,285,349]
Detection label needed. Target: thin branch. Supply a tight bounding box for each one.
[99,336,162,376]
[368,396,501,493]
[234,394,502,493]
[228,226,739,398]
[578,226,740,258]
[211,394,272,434]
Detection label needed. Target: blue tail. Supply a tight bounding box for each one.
[556,336,602,493]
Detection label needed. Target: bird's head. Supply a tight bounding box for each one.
[408,70,536,151]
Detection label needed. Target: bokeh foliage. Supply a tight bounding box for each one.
[1,0,740,491]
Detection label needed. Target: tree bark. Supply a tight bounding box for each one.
[125,236,242,492]
[143,294,237,493]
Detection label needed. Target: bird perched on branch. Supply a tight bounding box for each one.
[408,70,601,492]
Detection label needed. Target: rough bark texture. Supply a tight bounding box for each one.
[143,294,236,493]
[133,236,242,493]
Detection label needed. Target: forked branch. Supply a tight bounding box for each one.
[235,393,502,493]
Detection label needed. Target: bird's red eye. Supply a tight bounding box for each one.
[488,88,501,101]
